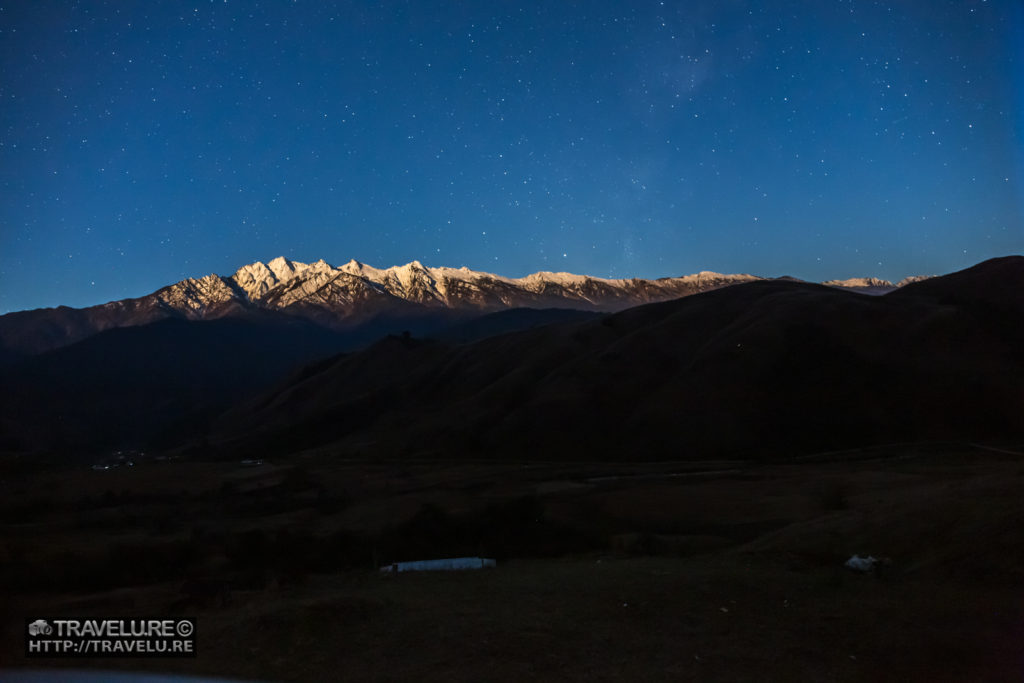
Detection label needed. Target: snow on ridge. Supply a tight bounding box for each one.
[671,270,761,284]
[896,275,934,287]
[265,256,297,281]
[823,277,895,288]
[232,257,337,300]
[227,258,771,307]
[338,258,385,281]
[241,258,758,291]
[231,261,278,300]
[517,271,617,287]
[61,256,940,329]
[156,273,237,315]
[430,264,516,285]
[218,256,924,311]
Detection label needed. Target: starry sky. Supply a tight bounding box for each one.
[1,1,1022,313]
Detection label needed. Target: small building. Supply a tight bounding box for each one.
[379,557,497,573]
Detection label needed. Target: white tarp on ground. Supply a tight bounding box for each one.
[379,557,497,573]
[845,554,879,572]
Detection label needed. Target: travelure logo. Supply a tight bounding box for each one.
[25,617,196,658]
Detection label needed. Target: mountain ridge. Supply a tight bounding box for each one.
[0,257,929,356]
[1,256,1018,458]
[207,256,1024,462]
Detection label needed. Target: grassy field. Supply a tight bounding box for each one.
[2,443,1023,681]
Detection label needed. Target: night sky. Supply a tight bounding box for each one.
[1,1,1021,313]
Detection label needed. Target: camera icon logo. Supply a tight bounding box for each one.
[28,620,53,636]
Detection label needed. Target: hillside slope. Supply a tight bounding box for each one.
[212,257,1024,461]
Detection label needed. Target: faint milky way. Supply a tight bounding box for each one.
[0,0,1021,312]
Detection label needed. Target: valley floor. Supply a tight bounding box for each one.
[2,443,1023,681]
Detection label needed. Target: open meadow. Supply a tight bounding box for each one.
[3,442,1023,681]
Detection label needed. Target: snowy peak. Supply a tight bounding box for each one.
[232,261,279,300]
[232,257,335,301]
[265,256,298,282]
[155,273,239,317]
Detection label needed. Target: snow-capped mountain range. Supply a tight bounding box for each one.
[159,256,763,317]
[0,256,929,356]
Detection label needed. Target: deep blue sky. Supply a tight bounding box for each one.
[1,1,1021,313]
